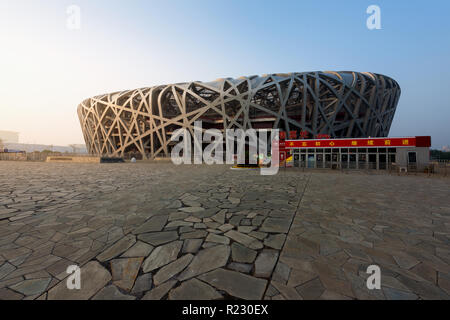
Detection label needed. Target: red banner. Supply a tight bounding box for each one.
[285,137,417,149]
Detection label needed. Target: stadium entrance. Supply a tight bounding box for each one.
[284,136,431,172]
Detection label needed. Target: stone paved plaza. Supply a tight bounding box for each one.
[0,161,449,300]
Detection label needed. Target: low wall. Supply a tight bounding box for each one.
[45,156,100,163]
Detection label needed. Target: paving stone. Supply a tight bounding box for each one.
[252,216,265,227]
[182,239,203,254]
[178,245,230,281]
[184,216,202,223]
[218,224,234,232]
[272,262,290,284]
[168,212,189,221]
[138,231,178,246]
[154,254,194,286]
[96,234,136,262]
[47,261,111,300]
[165,221,193,229]
[319,290,352,300]
[180,230,208,240]
[166,200,182,209]
[199,268,268,300]
[248,231,267,240]
[295,278,325,299]
[142,280,177,300]
[382,286,418,300]
[194,223,207,229]
[231,243,257,264]
[393,253,421,270]
[9,278,51,296]
[271,280,303,300]
[397,275,450,300]
[179,226,195,234]
[121,241,154,258]
[179,207,205,213]
[207,229,222,234]
[0,262,16,280]
[260,217,291,233]
[133,215,168,234]
[264,234,286,250]
[111,257,143,291]
[132,273,153,294]
[168,278,223,300]
[229,215,245,226]
[142,241,183,273]
[254,249,279,278]
[211,210,226,224]
[227,262,253,273]
[0,287,24,300]
[205,233,230,245]
[410,262,437,284]
[92,285,136,300]
[225,230,263,250]
[237,226,256,234]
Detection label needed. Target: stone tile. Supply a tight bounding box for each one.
[260,217,291,233]
[272,262,290,284]
[0,262,16,280]
[142,241,182,273]
[224,230,263,250]
[231,243,257,264]
[166,221,193,228]
[218,224,234,232]
[47,261,111,300]
[205,233,230,245]
[227,262,253,274]
[397,275,450,300]
[92,285,136,300]
[178,245,230,281]
[111,257,143,291]
[295,278,325,299]
[131,273,153,294]
[319,290,353,300]
[254,249,279,278]
[199,268,268,300]
[180,230,208,240]
[9,278,51,296]
[121,241,154,258]
[133,215,168,234]
[0,287,24,300]
[182,239,203,254]
[96,234,136,262]
[382,287,418,300]
[138,231,178,246]
[271,280,303,300]
[142,280,177,300]
[179,207,205,213]
[393,253,421,270]
[264,234,286,250]
[211,210,226,224]
[154,254,194,286]
[168,278,223,300]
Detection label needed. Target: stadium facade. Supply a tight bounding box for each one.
[77,71,401,159]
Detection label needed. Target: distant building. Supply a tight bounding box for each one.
[3,143,87,154]
[0,130,19,143]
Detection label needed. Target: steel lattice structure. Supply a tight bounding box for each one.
[77,71,400,159]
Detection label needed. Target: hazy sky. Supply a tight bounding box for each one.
[0,0,449,148]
